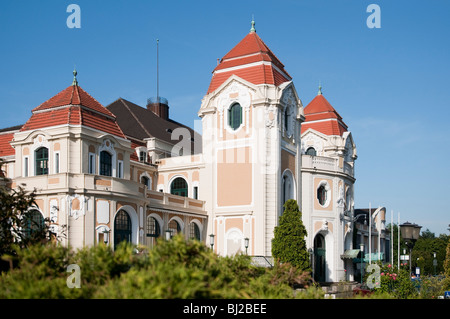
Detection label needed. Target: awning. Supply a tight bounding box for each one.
[340,249,360,259]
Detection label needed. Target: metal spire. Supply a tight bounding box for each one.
[318,81,322,95]
[250,16,256,33]
[72,68,78,86]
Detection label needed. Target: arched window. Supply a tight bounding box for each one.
[317,185,328,206]
[168,219,181,236]
[281,170,295,216]
[228,103,242,130]
[35,147,48,175]
[23,210,45,238]
[306,147,317,156]
[141,176,150,188]
[100,151,112,176]
[146,216,161,238]
[114,210,131,248]
[189,222,201,240]
[170,177,188,197]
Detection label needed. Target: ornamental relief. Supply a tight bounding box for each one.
[301,132,325,155]
[217,81,252,136]
[67,194,86,220]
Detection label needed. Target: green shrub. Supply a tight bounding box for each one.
[272,200,310,271]
[0,235,318,299]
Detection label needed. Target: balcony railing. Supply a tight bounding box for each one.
[302,155,354,176]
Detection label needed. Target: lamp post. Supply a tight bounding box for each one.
[244,237,249,255]
[399,221,422,278]
[308,248,314,280]
[360,243,364,285]
[433,252,437,276]
[209,234,215,250]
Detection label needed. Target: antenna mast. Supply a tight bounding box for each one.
[156,38,159,102]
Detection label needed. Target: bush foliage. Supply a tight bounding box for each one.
[0,235,320,299]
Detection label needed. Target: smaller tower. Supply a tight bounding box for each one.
[301,86,357,282]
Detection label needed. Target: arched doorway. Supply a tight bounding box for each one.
[114,210,132,249]
[314,234,326,282]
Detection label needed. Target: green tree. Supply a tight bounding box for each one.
[0,165,65,272]
[412,230,449,275]
[272,199,310,271]
[444,238,450,290]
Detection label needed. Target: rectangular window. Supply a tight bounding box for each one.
[88,153,95,174]
[24,157,29,177]
[139,151,147,163]
[117,160,123,178]
[193,186,198,200]
[99,151,112,176]
[54,152,60,174]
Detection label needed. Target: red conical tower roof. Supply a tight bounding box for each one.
[207,21,291,94]
[301,87,348,136]
[20,70,125,138]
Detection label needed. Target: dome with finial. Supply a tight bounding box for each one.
[207,20,291,94]
[19,69,125,138]
[301,88,348,136]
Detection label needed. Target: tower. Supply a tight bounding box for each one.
[301,86,357,282]
[198,21,304,256]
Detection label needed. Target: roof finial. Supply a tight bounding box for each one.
[318,81,322,95]
[72,68,78,86]
[250,15,256,33]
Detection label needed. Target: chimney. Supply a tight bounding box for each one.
[147,97,169,120]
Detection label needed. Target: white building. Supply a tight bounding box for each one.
[0,21,375,283]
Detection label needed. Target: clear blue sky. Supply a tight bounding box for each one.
[1,0,449,235]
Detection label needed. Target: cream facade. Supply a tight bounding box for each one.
[0,23,387,283]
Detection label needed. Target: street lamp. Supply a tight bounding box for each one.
[165,229,172,241]
[244,237,249,255]
[360,243,364,285]
[209,233,215,250]
[399,221,422,277]
[433,252,437,276]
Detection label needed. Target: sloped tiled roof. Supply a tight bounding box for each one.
[301,93,348,136]
[0,125,22,157]
[20,84,125,139]
[33,84,114,117]
[207,29,291,94]
[106,98,202,154]
[0,133,16,157]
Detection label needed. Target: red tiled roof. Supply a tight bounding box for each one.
[33,85,114,117]
[207,31,291,94]
[20,85,125,139]
[0,133,15,157]
[301,94,348,136]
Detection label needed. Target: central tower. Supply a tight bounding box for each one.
[198,21,304,256]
